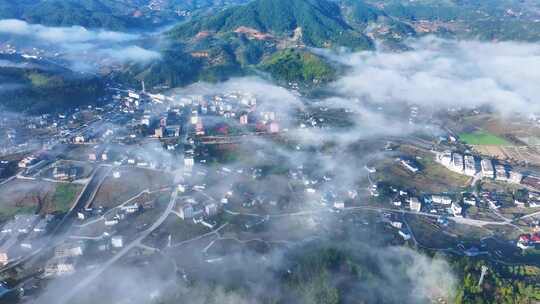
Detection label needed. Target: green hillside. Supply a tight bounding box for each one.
[0,55,105,113]
[170,0,374,49]
[261,49,336,85]
[0,0,253,30]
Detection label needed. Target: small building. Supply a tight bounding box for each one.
[184,157,195,170]
[333,201,345,209]
[18,156,38,168]
[390,221,403,229]
[204,203,219,217]
[44,258,75,277]
[450,202,463,217]
[451,153,464,174]
[431,195,452,205]
[53,166,79,181]
[399,229,411,241]
[73,136,85,144]
[509,171,523,184]
[165,125,180,137]
[0,252,8,266]
[408,197,422,212]
[105,219,119,226]
[436,152,452,168]
[495,165,508,181]
[464,155,477,176]
[120,203,139,214]
[179,204,194,220]
[400,159,419,173]
[239,114,248,125]
[463,196,477,206]
[486,197,501,209]
[480,159,495,179]
[88,152,97,161]
[268,122,280,133]
[54,242,85,258]
[111,235,123,248]
[154,127,164,138]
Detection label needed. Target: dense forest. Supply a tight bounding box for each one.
[260,49,336,85]
[0,60,105,114]
[150,241,540,304]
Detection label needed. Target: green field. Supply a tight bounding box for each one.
[459,131,511,146]
[51,184,81,213]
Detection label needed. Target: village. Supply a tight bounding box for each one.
[0,81,540,301]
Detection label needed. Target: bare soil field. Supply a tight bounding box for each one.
[473,145,540,166]
[0,179,82,220]
[92,167,174,208]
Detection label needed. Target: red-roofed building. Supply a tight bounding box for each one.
[519,234,531,243]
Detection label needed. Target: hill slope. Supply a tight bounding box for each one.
[0,54,105,113]
[170,0,373,49]
[0,0,252,31]
[260,49,336,85]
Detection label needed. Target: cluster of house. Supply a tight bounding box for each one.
[18,154,42,168]
[381,212,413,241]
[153,92,280,139]
[513,189,540,208]
[88,144,176,171]
[78,197,154,228]
[399,157,421,173]
[51,164,82,181]
[44,241,85,277]
[436,151,523,183]
[176,192,223,229]
[390,190,464,217]
[46,202,150,277]
[517,233,540,250]
[0,215,52,266]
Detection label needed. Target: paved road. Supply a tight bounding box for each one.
[52,165,111,236]
[59,186,179,304]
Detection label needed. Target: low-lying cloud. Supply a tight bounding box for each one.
[330,36,540,114]
[0,19,136,43]
[0,19,161,70]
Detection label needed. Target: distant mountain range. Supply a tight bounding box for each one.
[0,0,252,30]
[170,0,373,49]
[130,0,540,89]
[0,54,105,113]
[2,0,540,112]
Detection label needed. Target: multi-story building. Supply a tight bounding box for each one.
[480,159,495,179]
[464,155,477,176]
[451,153,464,174]
[179,204,194,220]
[431,195,452,205]
[509,171,523,184]
[408,197,422,212]
[495,165,508,181]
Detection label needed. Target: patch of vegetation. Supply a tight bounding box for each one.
[27,72,54,88]
[0,206,36,224]
[169,0,374,49]
[459,131,511,146]
[260,49,336,85]
[51,183,80,213]
[452,258,540,304]
[0,55,106,114]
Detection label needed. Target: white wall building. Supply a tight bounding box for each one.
[464,155,477,176]
[481,159,495,179]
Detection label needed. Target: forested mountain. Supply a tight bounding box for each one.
[123,0,373,89]
[0,0,252,30]
[0,54,105,114]
[170,0,373,49]
[3,0,540,111]
[260,49,337,85]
